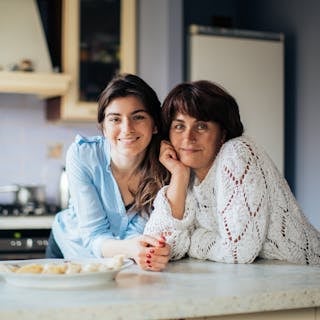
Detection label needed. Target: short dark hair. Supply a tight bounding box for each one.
[161,80,244,141]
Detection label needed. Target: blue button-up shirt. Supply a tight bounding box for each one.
[52,135,148,258]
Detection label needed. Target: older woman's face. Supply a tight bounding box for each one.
[169,113,225,181]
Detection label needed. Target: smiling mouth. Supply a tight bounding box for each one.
[180,147,201,153]
[119,137,140,143]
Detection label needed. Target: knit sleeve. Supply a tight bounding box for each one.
[143,186,196,260]
[189,138,270,263]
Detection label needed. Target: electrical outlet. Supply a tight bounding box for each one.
[47,143,63,159]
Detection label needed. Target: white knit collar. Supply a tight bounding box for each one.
[192,160,216,190]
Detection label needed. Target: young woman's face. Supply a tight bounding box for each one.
[103,95,157,159]
[169,113,225,181]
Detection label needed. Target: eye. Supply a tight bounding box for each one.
[132,114,146,121]
[171,123,185,131]
[196,122,208,131]
[108,117,121,123]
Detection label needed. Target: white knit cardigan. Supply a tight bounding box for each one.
[144,136,320,264]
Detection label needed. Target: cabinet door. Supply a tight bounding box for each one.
[47,0,136,122]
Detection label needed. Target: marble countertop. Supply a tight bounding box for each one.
[0,215,54,229]
[0,258,319,320]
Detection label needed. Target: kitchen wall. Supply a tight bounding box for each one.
[0,94,97,204]
[138,0,183,101]
[1,0,319,229]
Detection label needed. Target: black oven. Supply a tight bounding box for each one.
[0,229,51,260]
[0,203,58,260]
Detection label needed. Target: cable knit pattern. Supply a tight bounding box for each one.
[144,186,197,260]
[144,136,320,264]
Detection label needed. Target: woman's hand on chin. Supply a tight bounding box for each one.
[160,140,190,179]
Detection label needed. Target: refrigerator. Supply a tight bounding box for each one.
[188,25,284,173]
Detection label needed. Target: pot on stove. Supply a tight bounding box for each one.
[0,184,46,206]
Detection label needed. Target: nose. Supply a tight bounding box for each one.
[185,128,196,142]
[121,118,134,133]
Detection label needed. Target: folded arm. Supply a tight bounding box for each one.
[189,139,270,263]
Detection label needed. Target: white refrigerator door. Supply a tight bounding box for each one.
[189,30,284,173]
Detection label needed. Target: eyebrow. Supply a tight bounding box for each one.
[172,118,185,123]
[173,118,206,123]
[106,109,148,117]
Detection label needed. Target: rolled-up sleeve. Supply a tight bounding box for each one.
[144,186,197,260]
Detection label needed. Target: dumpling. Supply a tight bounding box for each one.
[65,262,82,274]
[42,263,67,274]
[16,263,43,274]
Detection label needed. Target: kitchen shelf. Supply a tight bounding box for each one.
[0,71,71,98]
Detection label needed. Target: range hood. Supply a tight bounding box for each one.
[0,0,70,98]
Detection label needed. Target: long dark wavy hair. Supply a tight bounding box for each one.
[98,73,169,215]
[162,80,244,141]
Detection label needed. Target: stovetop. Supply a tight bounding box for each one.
[0,203,60,230]
[0,203,61,217]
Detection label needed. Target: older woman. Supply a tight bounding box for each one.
[144,80,320,265]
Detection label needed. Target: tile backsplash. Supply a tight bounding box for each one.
[0,94,98,205]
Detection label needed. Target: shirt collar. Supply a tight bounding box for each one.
[104,138,112,172]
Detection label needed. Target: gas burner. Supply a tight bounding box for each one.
[0,203,61,217]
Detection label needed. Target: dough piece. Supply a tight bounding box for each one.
[16,263,43,274]
[110,254,125,269]
[81,263,101,273]
[42,263,67,274]
[65,262,82,274]
[0,264,18,273]
[98,263,113,272]
[100,254,125,270]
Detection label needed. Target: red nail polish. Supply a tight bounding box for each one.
[159,241,165,246]
[149,249,155,254]
[161,235,166,240]
[146,259,151,264]
[146,253,151,258]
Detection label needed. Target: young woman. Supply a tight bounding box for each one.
[46,74,170,271]
[144,80,320,265]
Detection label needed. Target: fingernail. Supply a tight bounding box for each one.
[148,264,152,268]
[149,249,155,254]
[158,241,165,246]
[161,235,166,240]
[146,253,152,258]
[146,259,151,264]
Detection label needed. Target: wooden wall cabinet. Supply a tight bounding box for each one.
[47,0,137,122]
[0,0,70,99]
[0,71,70,98]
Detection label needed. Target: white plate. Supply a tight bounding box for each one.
[0,258,133,289]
